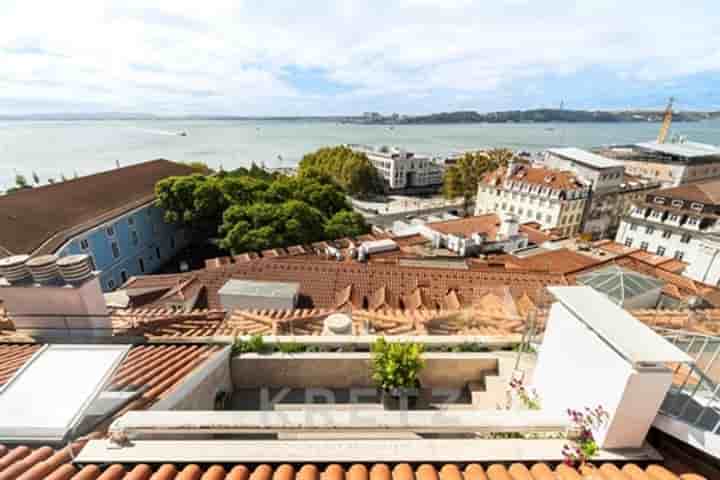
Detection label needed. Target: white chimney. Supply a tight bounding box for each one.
[499,214,519,238]
[0,253,111,338]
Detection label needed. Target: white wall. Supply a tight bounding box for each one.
[533,302,673,448]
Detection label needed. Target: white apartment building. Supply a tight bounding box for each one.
[615,178,720,285]
[600,140,720,187]
[349,144,443,190]
[475,162,589,237]
[543,147,660,239]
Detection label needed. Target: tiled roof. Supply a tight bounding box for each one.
[197,258,566,311]
[653,178,720,205]
[483,165,586,191]
[499,249,600,274]
[427,214,501,237]
[0,160,196,256]
[0,454,706,480]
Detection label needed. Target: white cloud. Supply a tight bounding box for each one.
[0,0,718,114]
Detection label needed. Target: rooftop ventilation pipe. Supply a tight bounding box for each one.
[26,254,63,286]
[0,255,32,285]
[58,254,94,284]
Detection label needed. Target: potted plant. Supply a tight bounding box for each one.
[371,337,425,410]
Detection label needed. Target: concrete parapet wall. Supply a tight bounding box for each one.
[231,352,498,389]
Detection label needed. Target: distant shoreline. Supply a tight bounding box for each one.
[1,108,718,123]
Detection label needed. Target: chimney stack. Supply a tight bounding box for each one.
[0,253,110,338]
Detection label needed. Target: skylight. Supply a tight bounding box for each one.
[0,344,130,444]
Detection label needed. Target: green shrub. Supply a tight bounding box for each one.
[371,338,425,391]
[276,342,307,354]
[232,334,269,355]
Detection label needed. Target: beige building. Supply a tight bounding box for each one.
[475,162,590,237]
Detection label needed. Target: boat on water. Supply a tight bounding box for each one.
[177,131,188,136]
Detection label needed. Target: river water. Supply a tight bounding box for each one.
[1,118,718,189]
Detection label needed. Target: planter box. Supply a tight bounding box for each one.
[231,352,498,389]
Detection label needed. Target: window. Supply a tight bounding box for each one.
[675,251,685,261]
[120,270,128,284]
[657,246,666,256]
[624,237,633,247]
[536,212,542,221]
[681,234,691,244]
[545,215,552,223]
[111,241,120,259]
[662,230,672,239]
[630,224,638,231]
[640,241,649,251]
[127,216,135,226]
[138,258,145,273]
[107,279,116,290]
[156,247,162,260]
[130,230,139,246]
[79,239,89,250]
[645,226,655,235]
[106,226,115,237]
[170,235,176,250]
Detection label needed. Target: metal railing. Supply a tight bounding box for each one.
[655,327,720,434]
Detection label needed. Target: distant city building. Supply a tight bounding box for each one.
[600,140,720,187]
[615,178,720,285]
[0,160,196,291]
[349,144,443,191]
[475,161,589,237]
[543,147,660,239]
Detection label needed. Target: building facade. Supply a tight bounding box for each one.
[475,162,589,237]
[543,147,660,239]
[615,179,720,284]
[0,159,196,292]
[600,141,720,187]
[349,144,443,190]
[58,203,191,291]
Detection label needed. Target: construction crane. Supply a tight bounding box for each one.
[657,96,675,144]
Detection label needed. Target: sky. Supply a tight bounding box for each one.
[1,0,719,116]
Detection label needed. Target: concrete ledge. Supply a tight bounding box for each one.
[147,334,524,348]
[77,438,662,464]
[110,410,570,435]
[231,352,498,389]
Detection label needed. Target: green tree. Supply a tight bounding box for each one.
[443,149,514,215]
[155,175,226,234]
[298,146,383,198]
[324,210,370,239]
[15,174,29,189]
[220,200,325,253]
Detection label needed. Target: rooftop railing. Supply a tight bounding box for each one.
[655,327,720,434]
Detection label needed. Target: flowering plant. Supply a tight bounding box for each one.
[562,406,609,466]
[509,377,541,410]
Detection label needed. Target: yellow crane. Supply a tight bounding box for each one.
[657,97,674,144]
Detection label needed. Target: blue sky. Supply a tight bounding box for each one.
[1,0,719,115]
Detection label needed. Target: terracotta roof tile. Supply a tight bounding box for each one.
[0,452,707,480]
[483,164,586,191]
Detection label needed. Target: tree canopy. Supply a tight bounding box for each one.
[298,146,384,198]
[156,168,369,254]
[443,148,514,215]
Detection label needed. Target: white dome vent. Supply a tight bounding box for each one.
[0,255,32,284]
[26,254,62,285]
[58,254,94,284]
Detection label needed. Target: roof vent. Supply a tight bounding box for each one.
[26,254,63,286]
[58,254,94,284]
[323,313,353,335]
[0,255,32,285]
[544,175,555,183]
